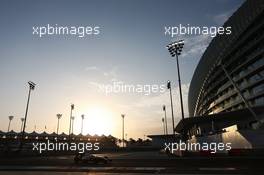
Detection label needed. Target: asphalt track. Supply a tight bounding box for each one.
[0,151,264,174]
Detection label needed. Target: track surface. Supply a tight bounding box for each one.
[0,151,263,174]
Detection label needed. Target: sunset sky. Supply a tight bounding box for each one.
[0,0,244,139]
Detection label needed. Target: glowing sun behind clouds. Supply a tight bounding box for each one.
[82,106,115,136]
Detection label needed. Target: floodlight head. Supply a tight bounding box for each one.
[166,40,185,57]
[28,81,36,90]
[21,118,25,122]
[57,114,62,119]
[81,114,85,119]
[167,80,171,89]
[166,40,184,47]
[9,116,14,120]
[121,114,125,118]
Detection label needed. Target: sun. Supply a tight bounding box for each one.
[83,106,114,136]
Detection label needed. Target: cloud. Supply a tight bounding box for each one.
[85,66,119,81]
[85,66,121,94]
[181,34,212,59]
[212,7,238,25]
[131,83,190,118]
[214,13,230,25]
[85,66,98,71]
[88,81,103,88]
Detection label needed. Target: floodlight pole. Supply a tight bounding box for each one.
[175,52,185,135]
[81,114,85,135]
[121,114,125,147]
[71,116,75,135]
[168,81,175,136]
[162,118,166,135]
[68,104,74,141]
[56,114,62,135]
[162,105,168,135]
[7,116,14,132]
[166,40,186,141]
[20,81,35,150]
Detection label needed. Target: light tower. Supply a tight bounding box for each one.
[56,114,62,135]
[166,40,186,140]
[121,114,125,147]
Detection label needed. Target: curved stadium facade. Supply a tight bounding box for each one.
[175,0,264,149]
[189,0,264,119]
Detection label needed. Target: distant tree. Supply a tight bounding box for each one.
[117,139,122,146]
[129,138,136,144]
[137,138,143,143]
[145,139,151,143]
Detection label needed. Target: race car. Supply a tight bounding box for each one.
[74,152,111,164]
